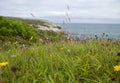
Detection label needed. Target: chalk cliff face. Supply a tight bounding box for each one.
[37,25,61,32]
[28,19,62,32]
[21,18,62,32]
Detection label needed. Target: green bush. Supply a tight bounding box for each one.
[0,16,39,42]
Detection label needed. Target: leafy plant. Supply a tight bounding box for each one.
[0,16,39,42]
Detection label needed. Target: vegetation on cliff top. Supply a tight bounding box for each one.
[0,16,66,43]
[0,16,39,42]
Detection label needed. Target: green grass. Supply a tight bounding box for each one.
[0,40,120,83]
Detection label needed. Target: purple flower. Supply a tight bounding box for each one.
[11,65,17,73]
[117,52,120,56]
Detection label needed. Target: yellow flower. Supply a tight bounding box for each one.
[0,62,8,67]
[29,36,33,41]
[114,65,120,71]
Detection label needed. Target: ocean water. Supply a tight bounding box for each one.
[58,23,120,39]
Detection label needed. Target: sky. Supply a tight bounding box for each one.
[0,0,120,23]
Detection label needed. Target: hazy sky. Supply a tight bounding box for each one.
[0,0,120,23]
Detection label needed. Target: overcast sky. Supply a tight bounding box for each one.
[0,0,120,23]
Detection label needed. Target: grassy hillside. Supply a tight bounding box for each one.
[0,16,66,42]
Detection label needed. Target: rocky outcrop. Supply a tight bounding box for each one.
[21,18,62,32]
[37,25,61,32]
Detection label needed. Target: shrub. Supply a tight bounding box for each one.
[0,16,39,42]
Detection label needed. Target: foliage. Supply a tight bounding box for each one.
[0,40,120,82]
[0,16,39,42]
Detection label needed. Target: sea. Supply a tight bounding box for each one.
[58,23,120,39]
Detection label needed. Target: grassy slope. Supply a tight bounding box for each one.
[0,16,65,42]
[0,40,120,83]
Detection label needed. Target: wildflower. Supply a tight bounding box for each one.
[29,36,33,41]
[0,62,8,67]
[114,65,120,71]
[111,77,116,81]
[45,38,51,43]
[11,66,17,73]
[117,52,120,56]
